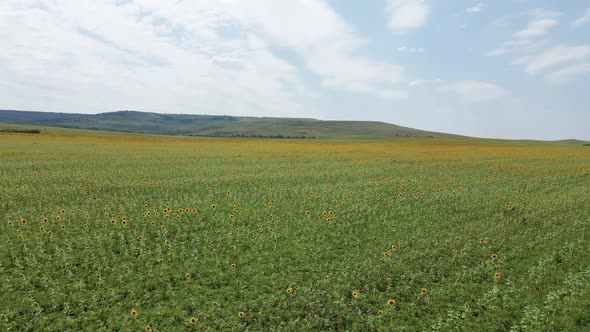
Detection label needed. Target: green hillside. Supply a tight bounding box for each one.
[0,109,457,139]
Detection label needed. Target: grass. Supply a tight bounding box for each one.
[1,128,589,331]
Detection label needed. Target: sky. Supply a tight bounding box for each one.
[1,1,589,140]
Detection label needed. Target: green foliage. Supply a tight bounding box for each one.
[1,133,589,331]
[0,128,40,134]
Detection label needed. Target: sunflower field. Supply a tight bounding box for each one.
[1,130,589,331]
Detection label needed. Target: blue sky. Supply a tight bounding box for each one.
[1,1,589,140]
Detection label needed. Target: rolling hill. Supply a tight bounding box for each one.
[0,109,457,139]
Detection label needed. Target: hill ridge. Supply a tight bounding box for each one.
[0,109,458,139]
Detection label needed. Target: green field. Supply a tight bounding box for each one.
[1,128,589,331]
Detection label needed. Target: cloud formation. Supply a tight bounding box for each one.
[396,46,425,53]
[386,0,430,33]
[466,3,483,14]
[572,9,590,28]
[513,45,590,83]
[0,0,407,116]
[513,10,560,39]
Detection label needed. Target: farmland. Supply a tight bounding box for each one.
[1,129,589,331]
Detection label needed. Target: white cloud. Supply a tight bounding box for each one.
[448,80,505,102]
[486,48,507,57]
[484,9,590,85]
[513,18,559,38]
[466,3,483,14]
[512,8,560,39]
[0,0,408,117]
[386,0,430,33]
[572,8,590,28]
[513,45,590,75]
[396,46,424,53]
[545,63,590,84]
[486,9,558,58]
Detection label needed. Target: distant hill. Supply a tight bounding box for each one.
[555,139,590,145]
[0,109,458,139]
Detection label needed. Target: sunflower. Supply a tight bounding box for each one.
[238,311,245,318]
[211,204,217,209]
[386,277,392,283]
[150,221,155,225]
[145,326,151,331]
[122,220,127,225]
[111,218,116,224]
[178,208,184,213]
[212,301,219,307]
[490,253,498,260]
[185,273,191,279]
[56,215,61,221]
[165,239,170,246]
[286,287,293,294]
[328,211,334,216]
[20,219,27,225]
[42,217,48,223]
[39,226,45,231]
[383,251,390,257]
[60,209,65,214]
[144,204,149,208]
[190,317,197,324]
[494,272,501,279]
[137,236,143,241]
[231,263,237,269]
[47,231,52,236]
[60,225,66,230]
[377,309,384,315]
[161,225,167,230]
[229,214,235,219]
[130,308,137,316]
[387,299,396,305]
[276,216,280,221]
[322,211,327,216]
[391,244,397,250]
[326,217,331,222]
[305,210,311,216]
[452,248,459,254]
[7,220,12,225]
[421,288,427,295]
[268,227,273,232]
[351,291,358,298]
[17,234,23,240]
